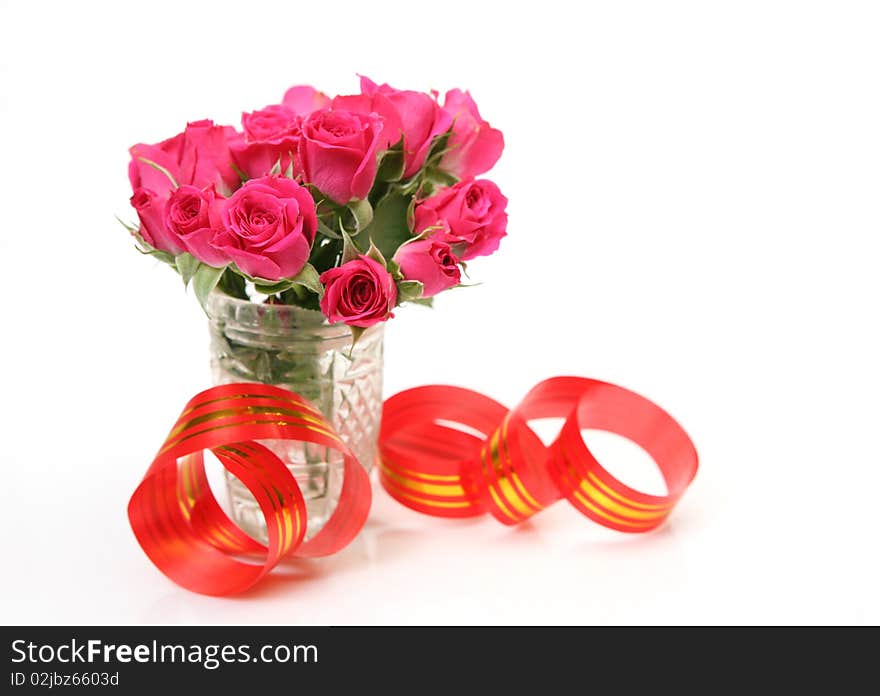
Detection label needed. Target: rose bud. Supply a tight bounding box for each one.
[393,239,461,297]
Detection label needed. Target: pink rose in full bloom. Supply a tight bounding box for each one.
[355,76,453,178]
[299,108,390,204]
[413,179,508,260]
[439,90,504,180]
[213,177,317,281]
[393,239,461,297]
[164,185,229,267]
[230,104,302,179]
[319,257,397,328]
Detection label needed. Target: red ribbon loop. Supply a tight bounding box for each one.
[130,378,697,595]
[128,383,371,596]
[379,377,698,532]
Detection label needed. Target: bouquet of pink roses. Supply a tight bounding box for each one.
[124,76,507,339]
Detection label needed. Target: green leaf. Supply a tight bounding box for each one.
[396,171,426,197]
[315,213,337,237]
[248,263,323,299]
[123,219,178,267]
[317,217,342,239]
[115,215,138,233]
[253,279,294,295]
[397,279,424,302]
[192,264,225,311]
[217,268,248,299]
[341,230,361,264]
[386,258,404,281]
[424,167,459,188]
[408,296,434,308]
[278,284,320,310]
[137,157,179,189]
[427,128,453,163]
[376,149,405,182]
[364,192,413,259]
[366,240,387,267]
[343,198,374,234]
[268,157,283,176]
[406,195,417,231]
[288,262,324,298]
[402,222,445,245]
[175,253,201,287]
[137,246,177,266]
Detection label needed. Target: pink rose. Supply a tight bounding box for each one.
[130,187,184,255]
[319,256,397,328]
[356,76,453,178]
[413,179,508,260]
[282,85,331,115]
[213,177,317,281]
[164,185,229,267]
[439,90,504,180]
[299,108,390,204]
[393,239,461,297]
[128,120,239,255]
[241,104,300,143]
[230,104,302,179]
[330,91,402,154]
[129,119,239,196]
[229,86,331,179]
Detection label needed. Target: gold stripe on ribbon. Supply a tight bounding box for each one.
[384,483,476,510]
[586,471,671,512]
[168,404,335,443]
[379,462,467,498]
[160,417,340,456]
[578,476,668,523]
[499,415,544,512]
[556,441,655,530]
[480,421,540,522]
[219,444,301,552]
[178,391,325,420]
[479,444,522,522]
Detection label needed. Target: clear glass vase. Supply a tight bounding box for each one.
[205,291,384,543]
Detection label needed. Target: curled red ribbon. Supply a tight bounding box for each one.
[128,383,371,596]
[379,377,698,532]
[129,378,697,595]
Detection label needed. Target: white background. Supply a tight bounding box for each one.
[1,0,878,625]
